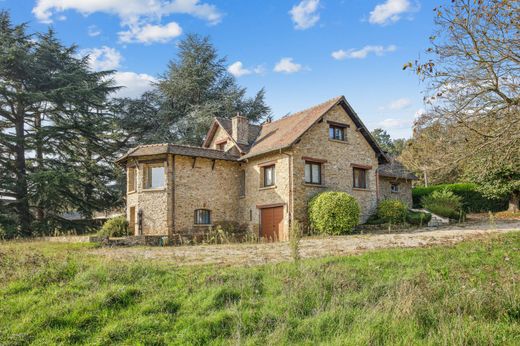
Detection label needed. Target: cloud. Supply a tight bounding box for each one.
[379,98,412,111]
[369,0,414,25]
[113,71,157,98]
[80,46,123,71]
[119,22,182,44]
[378,118,411,129]
[88,25,101,37]
[227,61,251,77]
[332,45,396,60]
[289,0,320,30]
[274,57,302,74]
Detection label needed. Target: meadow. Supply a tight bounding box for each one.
[1,232,519,345]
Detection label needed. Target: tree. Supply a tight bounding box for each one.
[405,0,519,209]
[0,11,124,235]
[370,128,407,156]
[119,34,271,146]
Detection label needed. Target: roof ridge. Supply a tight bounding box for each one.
[265,95,343,126]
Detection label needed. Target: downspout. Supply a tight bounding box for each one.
[375,167,380,202]
[281,149,293,233]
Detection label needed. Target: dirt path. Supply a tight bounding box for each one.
[90,220,520,267]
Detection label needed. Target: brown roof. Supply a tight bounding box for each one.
[378,157,418,180]
[115,143,240,164]
[240,96,387,162]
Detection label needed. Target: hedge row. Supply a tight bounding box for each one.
[412,183,508,212]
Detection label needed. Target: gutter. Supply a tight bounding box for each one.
[281,149,294,230]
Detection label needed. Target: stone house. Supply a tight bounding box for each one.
[116,96,416,241]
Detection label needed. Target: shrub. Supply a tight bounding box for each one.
[422,189,463,219]
[377,199,407,224]
[412,183,508,212]
[364,214,387,225]
[97,216,129,237]
[308,191,360,235]
[406,210,432,226]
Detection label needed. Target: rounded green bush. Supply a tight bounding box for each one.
[377,199,407,224]
[98,216,129,237]
[308,191,360,235]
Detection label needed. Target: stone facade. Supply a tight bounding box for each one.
[120,97,415,240]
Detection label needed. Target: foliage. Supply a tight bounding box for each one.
[377,199,408,224]
[308,192,360,235]
[370,128,407,156]
[413,183,508,212]
[97,216,129,237]
[289,220,302,263]
[117,34,271,146]
[405,210,432,226]
[1,234,519,344]
[421,189,463,220]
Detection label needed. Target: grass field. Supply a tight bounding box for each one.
[1,232,519,345]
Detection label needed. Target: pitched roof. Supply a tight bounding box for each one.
[203,117,261,153]
[240,96,388,162]
[115,143,240,164]
[378,157,418,180]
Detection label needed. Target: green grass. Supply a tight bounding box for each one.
[1,233,519,345]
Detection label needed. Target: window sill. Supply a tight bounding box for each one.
[391,191,400,194]
[352,187,371,192]
[259,185,276,191]
[239,195,246,199]
[128,190,136,195]
[142,187,166,192]
[328,139,348,144]
[194,224,212,227]
[303,183,326,188]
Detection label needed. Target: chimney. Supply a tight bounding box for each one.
[231,113,249,144]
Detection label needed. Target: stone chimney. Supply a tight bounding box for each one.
[231,113,249,144]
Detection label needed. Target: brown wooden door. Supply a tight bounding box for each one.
[129,206,136,235]
[260,206,284,241]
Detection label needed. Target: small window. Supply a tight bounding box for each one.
[239,170,246,197]
[263,165,275,187]
[304,162,322,184]
[145,165,165,189]
[353,168,367,189]
[194,209,211,225]
[391,183,399,193]
[217,142,226,151]
[329,126,345,141]
[128,167,137,192]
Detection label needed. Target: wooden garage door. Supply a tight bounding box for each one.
[260,206,284,241]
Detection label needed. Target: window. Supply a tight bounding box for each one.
[391,183,399,193]
[144,165,165,189]
[128,167,137,192]
[263,165,275,187]
[353,168,367,189]
[304,162,322,184]
[194,209,211,225]
[239,170,246,197]
[329,125,345,141]
[217,142,226,151]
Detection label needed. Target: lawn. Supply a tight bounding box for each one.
[0,233,519,345]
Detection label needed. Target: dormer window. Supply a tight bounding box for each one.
[327,121,348,141]
[215,139,227,151]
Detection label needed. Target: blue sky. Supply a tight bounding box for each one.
[2,0,441,139]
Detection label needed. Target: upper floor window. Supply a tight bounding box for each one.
[239,170,246,197]
[194,209,211,225]
[304,161,322,185]
[391,183,399,193]
[263,165,275,187]
[353,167,367,189]
[217,142,226,151]
[128,167,137,192]
[328,121,348,141]
[144,165,165,189]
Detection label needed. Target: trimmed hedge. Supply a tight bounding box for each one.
[412,183,508,212]
[308,191,360,235]
[406,210,432,226]
[377,199,407,224]
[98,216,129,237]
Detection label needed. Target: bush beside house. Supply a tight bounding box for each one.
[421,189,464,220]
[97,216,129,237]
[308,192,360,235]
[413,183,508,212]
[377,199,407,224]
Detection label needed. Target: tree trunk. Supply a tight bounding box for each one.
[34,112,44,222]
[509,191,519,212]
[14,109,31,236]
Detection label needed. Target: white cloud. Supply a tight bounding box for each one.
[119,22,182,44]
[289,0,320,30]
[113,71,157,98]
[80,46,123,71]
[332,45,397,60]
[274,57,302,74]
[228,61,251,77]
[379,98,412,111]
[88,25,101,37]
[369,0,414,25]
[378,118,411,129]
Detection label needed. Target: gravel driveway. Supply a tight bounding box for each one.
[90,219,520,267]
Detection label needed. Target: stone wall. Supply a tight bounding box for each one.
[379,177,413,207]
[173,155,241,235]
[291,104,380,226]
